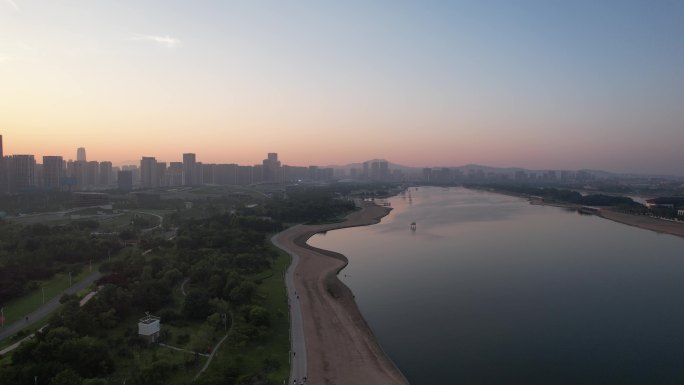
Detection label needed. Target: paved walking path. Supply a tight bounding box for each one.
[0,271,102,342]
[271,232,308,385]
[271,202,409,385]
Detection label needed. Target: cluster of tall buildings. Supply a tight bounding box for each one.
[135,152,336,189]
[0,140,116,194]
[0,132,602,195]
[420,167,595,184]
[0,135,339,194]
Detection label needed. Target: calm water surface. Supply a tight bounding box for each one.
[309,187,684,385]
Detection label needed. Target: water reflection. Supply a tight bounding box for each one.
[310,187,684,385]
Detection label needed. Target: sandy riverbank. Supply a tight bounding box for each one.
[597,210,684,238]
[531,198,684,239]
[274,202,409,385]
[477,187,684,239]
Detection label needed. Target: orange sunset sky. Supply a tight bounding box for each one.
[1,1,683,174]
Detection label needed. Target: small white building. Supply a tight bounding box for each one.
[138,313,161,344]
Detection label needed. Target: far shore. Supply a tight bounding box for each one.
[473,186,684,239]
[273,201,409,385]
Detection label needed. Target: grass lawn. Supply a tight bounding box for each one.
[1,268,93,326]
[96,212,134,230]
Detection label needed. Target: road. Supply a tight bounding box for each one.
[271,232,307,385]
[132,211,164,234]
[0,271,102,342]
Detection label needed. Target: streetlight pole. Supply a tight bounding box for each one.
[42,287,45,304]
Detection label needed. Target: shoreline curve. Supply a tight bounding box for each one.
[273,201,409,385]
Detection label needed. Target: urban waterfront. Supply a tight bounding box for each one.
[310,187,684,385]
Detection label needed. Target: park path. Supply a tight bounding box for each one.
[0,270,102,342]
[271,232,308,385]
[181,278,190,296]
[158,342,209,357]
[271,202,409,385]
[193,313,233,381]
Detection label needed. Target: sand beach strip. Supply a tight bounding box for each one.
[273,201,409,385]
[598,209,684,238]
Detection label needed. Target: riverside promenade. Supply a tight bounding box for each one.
[273,202,409,385]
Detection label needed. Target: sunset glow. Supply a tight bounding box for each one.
[1,1,683,174]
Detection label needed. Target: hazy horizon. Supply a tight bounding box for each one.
[2,1,683,175]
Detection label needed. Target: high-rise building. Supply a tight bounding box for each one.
[34,163,44,188]
[0,134,6,194]
[252,164,263,183]
[121,165,140,186]
[86,161,99,187]
[307,165,318,181]
[237,165,253,185]
[77,147,87,162]
[7,155,36,192]
[202,163,215,185]
[422,168,432,182]
[262,152,282,183]
[283,165,308,182]
[320,168,334,181]
[215,164,238,185]
[99,161,113,187]
[42,156,64,190]
[70,160,87,189]
[117,170,133,191]
[195,162,204,185]
[156,162,167,187]
[182,153,196,186]
[168,162,183,186]
[140,157,158,188]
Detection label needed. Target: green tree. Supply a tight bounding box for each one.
[82,379,109,385]
[183,290,210,320]
[229,281,256,305]
[49,369,82,385]
[248,306,270,327]
[58,336,114,378]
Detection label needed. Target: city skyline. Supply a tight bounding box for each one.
[1,134,683,178]
[8,132,656,195]
[1,1,683,175]
[5,134,684,177]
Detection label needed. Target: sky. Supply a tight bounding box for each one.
[1,1,683,174]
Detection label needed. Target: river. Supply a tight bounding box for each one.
[309,187,684,385]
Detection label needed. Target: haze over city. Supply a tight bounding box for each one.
[1,0,683,174]
[3,3,684,385]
